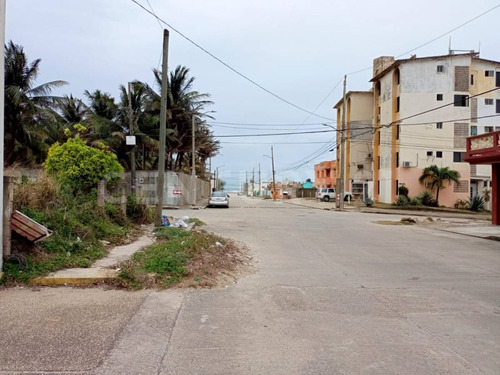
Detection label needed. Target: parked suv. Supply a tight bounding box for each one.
[315,188,335,202]
[315,188,353,202]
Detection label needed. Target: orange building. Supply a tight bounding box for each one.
[314,161,337,188]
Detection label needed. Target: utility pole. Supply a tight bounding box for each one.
[339,75,347,210]
[191,114,196,205]
[252,168,255,197]
[258,163,261,198]
[0,0,6,272]
[127,82,136,195]
[246,171,248,195]
[271,146,276,201]
[155,29,169,226]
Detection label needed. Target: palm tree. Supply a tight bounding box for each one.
[4,41,67,165]
[419,165,461,205]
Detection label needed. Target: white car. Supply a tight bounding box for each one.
[208,191,230,208]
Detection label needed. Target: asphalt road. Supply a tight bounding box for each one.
[1,194,499,375]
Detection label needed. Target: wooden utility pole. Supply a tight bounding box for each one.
[339,75,347,210]
[271,146,276,201]
[191,115,196,204]
[258,163,261,197]
[155,29,169,226]
[128,82,136,195]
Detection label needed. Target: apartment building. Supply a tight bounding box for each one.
[314,160,337,188]
[334,91,374,199]
[367,52,500,207]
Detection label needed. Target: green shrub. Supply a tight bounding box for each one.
[398,186,409,197]
[417,191,438,207]
[394,195,410,206]
[45,134,123,191]
[126,194,154,224]
[409,198,422,206]
[455,199,469,209]
[468,195,485,211]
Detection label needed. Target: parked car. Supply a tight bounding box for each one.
[208,191,230,208]
[315,188,353,202]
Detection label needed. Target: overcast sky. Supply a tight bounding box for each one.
[5,0,500,189]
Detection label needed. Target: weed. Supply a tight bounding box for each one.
[187,217,206,226]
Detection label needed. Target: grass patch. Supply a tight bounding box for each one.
[1,174,151,285]
[374,220,412,226]
[187,217,206,226]
[115,227,247,289]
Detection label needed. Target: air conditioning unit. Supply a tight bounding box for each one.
[357,164,364,169]
[367,153,372,158]
[403,161,412,167]
[377,114,381,121]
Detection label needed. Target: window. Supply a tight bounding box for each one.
[497,99,500,113]
[485,70,494,77]
[471,126,477,135]
[377,180,380,195]
[436,151,443,158]
[436,122,443,129]
[427,151,433,157]
[484,181,488,187]
[454,95,469,107]
[485,99,493,105]
[485,126,494,133]
[396,124,400,140]
[396,152,399,167]
[453,152,466,162]
[377,156,380,170]
[396,96,400,112]
[395,180,399,193]
[437,65,444,73]
[471,74,474,85]
[497,72,500,87]
[437,94,443,101]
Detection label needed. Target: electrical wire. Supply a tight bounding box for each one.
[130,0,335,121]
[216,129,335,138]
[208,121,336,126]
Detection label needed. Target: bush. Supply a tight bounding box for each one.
[455,199,469,209]
[468,195,485,211]
[394,195,410,206]
[417,191,438,207]
[409,197,422,206]
[45,133,123,191]
[398,186,409,197]
[126,194,154,224]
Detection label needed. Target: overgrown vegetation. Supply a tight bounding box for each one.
[468,195,485,211]
[1,173,152,285]
[115,227,244,289]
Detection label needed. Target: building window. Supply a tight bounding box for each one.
[396,96,400,112]
[471,74,474,85]
[484,181,488,187]
[485,126,494,133]
[436,122,443,129]
[437,94,443,101]
[485,98,493,105]
[437,65,444,73]
[395,180,399,194]
[454,95,469,107]
[453,152,466,162]
[471,126,477,135]
[497,72,500,87]
[378,156,380,170]
[396,152,399,167]
[377,180,380,195]
[427,151,433,157]
[497,100,500,113]
[485,70,494,77]
[436,151,443,158]
[396,124,400,140]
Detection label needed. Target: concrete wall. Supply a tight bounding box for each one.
[126,171,210,207]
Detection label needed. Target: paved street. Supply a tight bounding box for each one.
[1,194,499,374]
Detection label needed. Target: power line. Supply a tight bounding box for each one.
[216,129,335,138]
[220,141,331,145]
[130,0,335,121]
[209,121,336,126]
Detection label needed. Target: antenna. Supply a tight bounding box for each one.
[448,36,452,55]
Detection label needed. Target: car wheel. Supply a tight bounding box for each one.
[323,196,330,202]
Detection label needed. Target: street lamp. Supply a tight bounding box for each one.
[263,146,276,201]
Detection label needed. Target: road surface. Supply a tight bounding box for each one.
[1,194,499,374]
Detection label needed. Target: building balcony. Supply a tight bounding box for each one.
[464,131,500,165]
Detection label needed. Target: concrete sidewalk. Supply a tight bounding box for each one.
[284,197,500,241]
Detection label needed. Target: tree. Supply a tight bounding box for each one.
[4,41,67,165]
[418,165,461,206]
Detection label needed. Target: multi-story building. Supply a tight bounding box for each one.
[314,160,337,188]
[334,91,374,200]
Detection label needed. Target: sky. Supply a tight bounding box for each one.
[5,0,500,190]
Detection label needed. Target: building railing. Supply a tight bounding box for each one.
[464,131,500,164]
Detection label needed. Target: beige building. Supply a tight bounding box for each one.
[369,52,499,207]
[334,91,374,199]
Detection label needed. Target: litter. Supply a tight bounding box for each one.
[161,215,171,227]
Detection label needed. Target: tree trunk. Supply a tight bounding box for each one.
[436,187,440,205]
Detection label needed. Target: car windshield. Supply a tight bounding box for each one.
[212,191,227,197]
